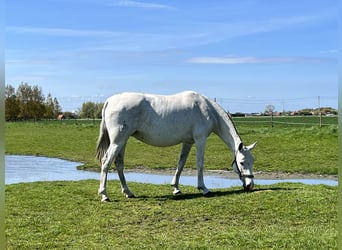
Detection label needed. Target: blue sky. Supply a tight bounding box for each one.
[5,0,338,113]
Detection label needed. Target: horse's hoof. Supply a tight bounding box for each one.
[173,190,182,195]
[126,194,136,198]
[198,187,211,196]
[203,191,212,197]
[101,197,110,202]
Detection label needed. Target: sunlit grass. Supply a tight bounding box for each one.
[5,180,337,249]
[5,119,337,248]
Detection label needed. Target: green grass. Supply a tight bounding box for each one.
[5,118,338,174]
[5,118,338,248]
[5,180,337,249]
[5,120,100,164]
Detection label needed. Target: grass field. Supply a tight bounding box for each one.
[5,117,338,249]
[5,116,338,174]
[5,180,337,249]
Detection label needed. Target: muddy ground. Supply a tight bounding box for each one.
[123,166,338,180]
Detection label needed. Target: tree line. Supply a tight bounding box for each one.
[78,101,103,119]
[5,82,61,121]
[5,82,106,121]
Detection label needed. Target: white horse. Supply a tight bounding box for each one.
[96,91,256,202]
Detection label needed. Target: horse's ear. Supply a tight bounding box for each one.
[246,142,257,150]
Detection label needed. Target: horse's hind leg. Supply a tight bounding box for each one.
[99,143,121,202]
[171,143,192,195]
[115,144,135,198]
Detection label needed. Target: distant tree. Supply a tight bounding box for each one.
[5,84,15,98]
[80,101,96,119]
[30,85,46,120]
[5,84,20,120]
[79,101,104,119]
[265,104,275,114]
[95,102,104,118]
[16,82,33,119]
[74,108,81,118]
[44,93,55,119]
[16,83,46,120]
[5,82,61,120]
[63,111,78,119]
[297,108,315,116]
[53,97,62,117]
[321,107,338,115]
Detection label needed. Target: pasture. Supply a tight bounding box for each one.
[5,181,337,249]
[5,116,338,174]
[5,116,338,248]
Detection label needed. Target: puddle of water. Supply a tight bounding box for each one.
[5,155,338,187]
[5,155,89,184]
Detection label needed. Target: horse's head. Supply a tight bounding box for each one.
[232,142,257,191]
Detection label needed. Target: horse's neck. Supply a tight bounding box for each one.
[212,102,242,154]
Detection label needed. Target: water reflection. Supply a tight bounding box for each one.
[5,155,338,187]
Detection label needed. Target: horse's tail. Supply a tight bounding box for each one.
[96,102,110,163]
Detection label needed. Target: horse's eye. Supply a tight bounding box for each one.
[240,162,244,166]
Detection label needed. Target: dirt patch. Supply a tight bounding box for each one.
[124,167,338,180]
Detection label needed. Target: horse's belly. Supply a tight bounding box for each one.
[132,130,194,147]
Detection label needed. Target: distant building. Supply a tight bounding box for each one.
[57,114,65,120]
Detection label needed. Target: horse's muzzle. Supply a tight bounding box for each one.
[243,180,254,192]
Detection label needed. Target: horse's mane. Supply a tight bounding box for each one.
[207,98,242,141]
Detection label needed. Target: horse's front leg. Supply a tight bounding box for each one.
[115,145,135,198]
[195,139,210,196]
[171,143,192,195]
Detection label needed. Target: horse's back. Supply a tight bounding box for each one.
[105,92,146,111]
[104,91,207,115]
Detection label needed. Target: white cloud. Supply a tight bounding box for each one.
[110,0,175,10]
[6,26,127,37]
[6,25,209,52]
[186,56,337,65]
[6,59,55,65]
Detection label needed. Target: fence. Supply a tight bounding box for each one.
[232,115,338,127]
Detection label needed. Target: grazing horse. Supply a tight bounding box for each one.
[96,91,256,202]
